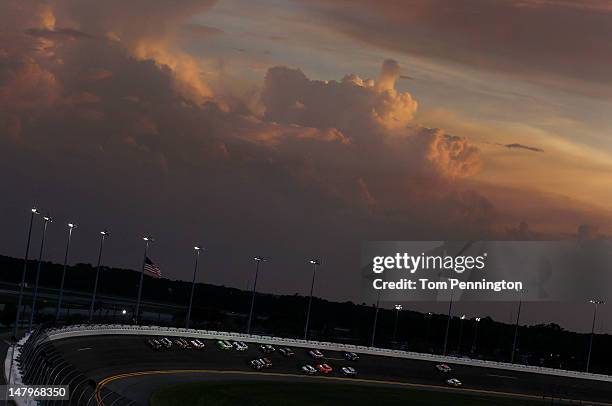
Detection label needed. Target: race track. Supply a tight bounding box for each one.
[50,334,612,405]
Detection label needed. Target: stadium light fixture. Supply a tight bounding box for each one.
[392,304,403,343]
[247,256,267,334]
[586,299,604,372]
[28,215,52,331]
[89,230,108,322]
[56,222,78,322]
[186,245,204,329]
[304,258,321,340]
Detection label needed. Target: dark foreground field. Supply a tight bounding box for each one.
[150,381,546,406]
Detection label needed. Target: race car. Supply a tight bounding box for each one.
[341,366,357,376]
[260,344,275,354]
[301,364,317,375]
[262,357,273,368]
[174,338,191,349]
[232,341,248,351]
[436,363,452,373]
[250,359,265,370]
[159,337,173,349]
[146,338,162,350]
[216,340,233,350]
[344,352,359,361]
[446,378,462,387]
[315,363,333,374]
[190,339,205,349]
[278,347,295,357]
[309,349,324,359]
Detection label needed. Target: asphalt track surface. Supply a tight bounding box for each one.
[51,335,612,405]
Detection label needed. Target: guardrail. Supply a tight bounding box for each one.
[42,324,612,383]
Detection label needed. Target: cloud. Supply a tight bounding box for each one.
[261,60,479,180]
[262,60,419,133]
[25,27,92,40]
[0,0,610,299]
[181,23,224,39]
[503,143,544,153]
[302,0,612,93]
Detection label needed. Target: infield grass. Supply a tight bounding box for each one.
[150,381,546,406]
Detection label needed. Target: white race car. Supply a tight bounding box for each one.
[341,366,357,376]
[233,341,248,351]
[436,363,452,373]
[308,349,324,359]
[250,359,265,370]
[159,338,173,348]
[344,352,359,361]
[301,364,317,375]
[260,344,276,354]
[446,378,462,387]
[190,339,205,349]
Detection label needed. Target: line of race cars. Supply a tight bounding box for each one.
[145,337,462,387]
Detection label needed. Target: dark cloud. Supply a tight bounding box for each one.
[303,0,612,93]
[503,143,544,153]
[25,27,92,40]
[181,23,224,39]
[0,0,610,312]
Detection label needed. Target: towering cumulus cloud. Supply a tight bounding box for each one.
[262,59,418,132]
[261,59,480,180]
[1,0,607,288]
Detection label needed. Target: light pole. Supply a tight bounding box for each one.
[511,289,524,363]
[55,222,77,322]
[442,288,454,356]
[14,207,39,337]
[456,314,466,354]
[304,259,320,340]
[425,312,432,352]
[471,317,481,354]
[370,289,382,347]
[392,304,402,343]
[88,231,108,322]
[28,215,52,332]
[135,236,153,324]
[247,256,265,334]
[185,246,202,329]
[586,299,604,373]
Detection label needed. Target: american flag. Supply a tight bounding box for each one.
[144,257,162,278]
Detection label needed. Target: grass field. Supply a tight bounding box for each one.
[150,381,545,406]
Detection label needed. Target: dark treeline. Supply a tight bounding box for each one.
[0,254,610,374]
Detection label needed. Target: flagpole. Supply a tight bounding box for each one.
[135,236,153,324]
[88,231,108,322]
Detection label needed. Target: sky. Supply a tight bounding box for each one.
[1,0,611,333]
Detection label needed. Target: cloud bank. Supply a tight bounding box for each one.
[0,0,609,298]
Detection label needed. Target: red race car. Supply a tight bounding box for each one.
[315,363,333,374]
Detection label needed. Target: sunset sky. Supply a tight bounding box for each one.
[1,0,611,331]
